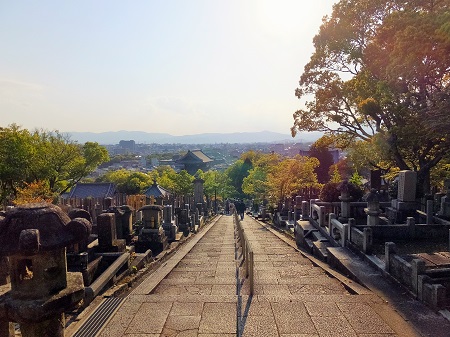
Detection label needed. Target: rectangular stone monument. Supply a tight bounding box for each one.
[398,170,417,202]
[97,213,126,252]
[162,205,176,241]
[370,169,382,190]
[438,179,450,217]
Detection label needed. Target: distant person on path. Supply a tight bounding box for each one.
[237,200,245,220]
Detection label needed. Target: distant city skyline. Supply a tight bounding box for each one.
[0,0,337,135]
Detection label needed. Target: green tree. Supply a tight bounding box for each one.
[242,166,269,203]
[0,125,34,203]
[267,156,321,204]
[198,169,220,206]
[241,151,280,203]
[29,130,109,194]
[225,158,253,198]
[329,165,342,183]
[292,0,450,193]
[0,125,109,203]
[98,169,152,195]
[157,166,177,192]
[173,170,194,196]
[216,171,236,202]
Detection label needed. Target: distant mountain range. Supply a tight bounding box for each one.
[66,130,322,145]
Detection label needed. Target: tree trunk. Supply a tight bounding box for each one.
[417,168,431,197]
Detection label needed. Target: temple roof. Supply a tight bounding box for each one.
[68,183,116,199]
[176,150,213,165]
[144,182,171,198]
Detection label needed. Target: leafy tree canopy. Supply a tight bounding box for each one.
[0,125,109,203]
[292,0,450,191]
[97,169,152,195]
[225,158,253,199]
[172,170,194,196]
[267,156,321,204]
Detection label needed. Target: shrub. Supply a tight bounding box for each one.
[320,180,364,202]
[320,182,340,202]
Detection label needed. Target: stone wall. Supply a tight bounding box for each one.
[389,254,414,289]
[360,224,450,240]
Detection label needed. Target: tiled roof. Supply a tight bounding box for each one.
[68,183,117,199]
[144,183,171,198]
[176,150,213,164]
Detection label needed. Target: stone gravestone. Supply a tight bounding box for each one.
[177,208,190,235]
[107,205,134,244]
[390,170,418,223]
[97,213,126,253]
[398,170,417,202]
[162,205,177,241]
[193,178,204,209]
[438,179,450,218]
[370,170,382,190]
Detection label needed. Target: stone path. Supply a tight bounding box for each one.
[237,216,418,337]
[93,215,421,337]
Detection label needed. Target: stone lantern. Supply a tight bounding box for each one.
[364,189,382,226]
[136,205,168,254]
[0,203,91,337]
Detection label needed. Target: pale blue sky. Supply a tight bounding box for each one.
[0,0,336,136]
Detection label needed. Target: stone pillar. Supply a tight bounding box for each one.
[407,217,416,239]
[329,213,337,237]
[411,259,426,295]
[385,242,396,272]
[363,227,373,254]
[301,201,309,219]
[318,206,326,227]
[347,218,355,242]
[426,199,434,225]
[338,181,352,221]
